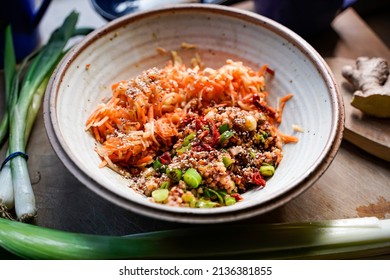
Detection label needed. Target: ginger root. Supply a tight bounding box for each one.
[342,56,390,118]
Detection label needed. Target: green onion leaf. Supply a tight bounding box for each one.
[218,123,229,134]
[153,158,163,171]
[222,156,234,168]
[0,25,17,147]
[219,130,234,144]
[196,198,218,208]
[181,192,195,203]
[224,196,236,206]
[151,189,169,202]
[159,181,170,189]
[183,132,196,146]
[166,168,182,182]
[183,168,202,188]
[260,165,275,177]
[176,145,189,155]
[204,188,224,204]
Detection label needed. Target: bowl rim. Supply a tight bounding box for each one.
[43,3,344,223]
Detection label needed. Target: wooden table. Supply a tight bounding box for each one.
[1,0,390,258]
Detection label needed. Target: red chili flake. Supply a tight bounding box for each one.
[192,145,204,152]
[85,64,91,70]
[252,172,266,187]
[159,152,171,165]
[191,142,213,152]
[207,119,220,146]
[266,67,275,76]
[231,193,243,201]
[181,116,194,127]
[195,117,207,131]
[197,130,209,140]
[253,97,276,119]
[197,119,220,148]
[201,143,213,151]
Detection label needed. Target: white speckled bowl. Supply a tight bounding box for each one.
[44,4,344,223]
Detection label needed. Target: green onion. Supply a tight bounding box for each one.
[183,132,196,146]
[249,150,257,159]
[0,162,13,216]
[151,189,169,202]
[0,26,16,147]
[224,196,236,206]
[219,130,234,144]
[0,26,17,214]
[176,145,189,155]
[0,76,49,212]
[253,133,264,144]
[1,217,390,259]
[218,190,228,196]
[166,168,182,182]
[0,12,92,222]
[7,12,80,222]
[196,198,218,208]
[260,165,275,177]
[183,168,202,188]
[176,132,196,155]
[181,192,195,203]
[261,130,269,139]
[204,188,224,204]
[152,158,164,171]
[159,181,170,189]
[218,123,229,134]
[222,156,234,168]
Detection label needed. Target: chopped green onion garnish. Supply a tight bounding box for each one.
[254,133,264,143]
[151,189,169,202]
[218,190,228,196]
[182,192,195,203]
[176,145,189,155]
[183,132,196,146]
[160,181,170,189]
[219,130,234,144]
[218,123,229,134]
[222,156,234,168]
[224,196,236,206]
[183,168,202,188]
[249,150,257,159]
[205,188,224,204]
[196,198,218,208]
[260,165,275,177]
[261,130,269,138]
[166,168,182,182]
[153,158,163,170]
[203,188,212,198]
[152,158,166,173]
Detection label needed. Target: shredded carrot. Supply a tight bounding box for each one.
[276,93,294,123]
[155,117,178,140]
[136,155,153,166]
[277,130,299,143]
[258,63,269,76]
[86,57,297,169]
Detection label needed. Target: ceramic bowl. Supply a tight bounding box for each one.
[44,4,344,223]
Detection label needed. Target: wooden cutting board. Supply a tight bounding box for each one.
[325,8,390,162]
[325,57,390,162]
